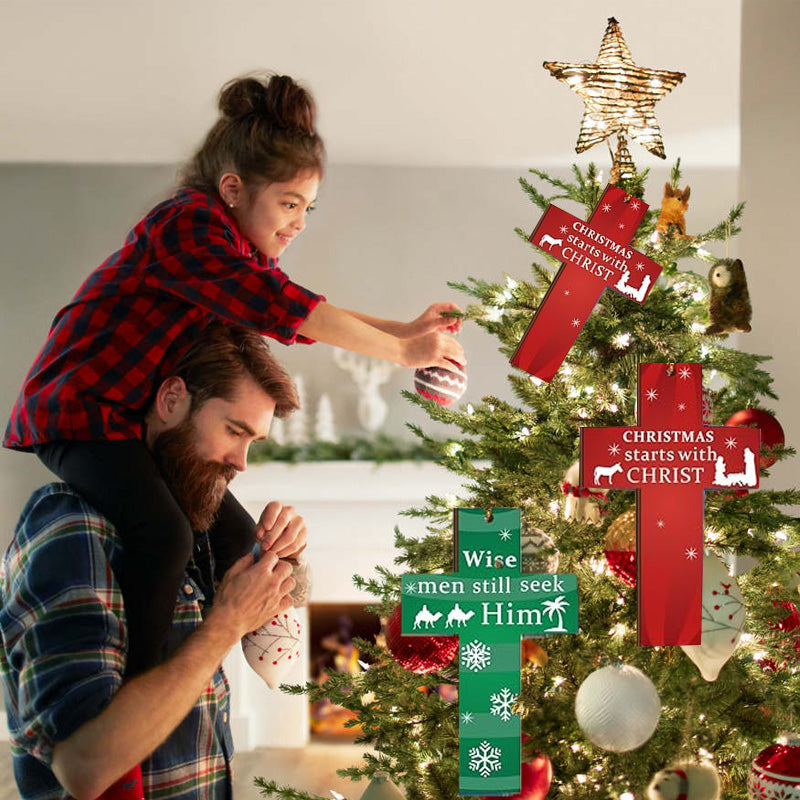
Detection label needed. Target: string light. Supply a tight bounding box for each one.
[485,306,504,322]
[612,332,632,349]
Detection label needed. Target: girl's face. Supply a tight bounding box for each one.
[232,171,320,259]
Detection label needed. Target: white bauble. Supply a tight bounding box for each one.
[241,607,302,689]
[680,550,745,681]
[575,664,661,752]
[521,524,560,574]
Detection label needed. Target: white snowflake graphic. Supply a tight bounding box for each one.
[608,443,621,456]
[679,366,692,380]
[602,203,612,213]
[686,547,698,560]
[678,403,687,412]
[490,687,517,723]
[469,741,503,778]
[461,640,492,672]
[635,261,645,271]
[405,583,416,593]
[725,437,738,450]
[646,388,659,401]
[571,318,581,327]
[560,225,569,234]
[618,222,625,230]
[564,289,571,296]
[461,711,475,724]
[498,528,512,542]
[656,519,666,529]
[631,200,641,211]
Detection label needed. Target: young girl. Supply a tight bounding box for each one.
[4,73,465,679]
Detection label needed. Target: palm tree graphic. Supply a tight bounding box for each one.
[543,596,569,632]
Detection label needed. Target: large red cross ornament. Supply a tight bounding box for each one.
[511,185,662,382]
[580,363,760,646]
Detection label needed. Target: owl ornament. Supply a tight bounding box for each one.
[705,258,752,335]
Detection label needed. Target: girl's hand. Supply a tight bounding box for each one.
[401,332,466,371]
[407,303,463,337]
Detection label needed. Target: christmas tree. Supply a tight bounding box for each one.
[258,19,800,800]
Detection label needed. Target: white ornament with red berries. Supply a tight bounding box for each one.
[680,549,745,681]
[242,607,302,689]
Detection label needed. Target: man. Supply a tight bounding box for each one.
[0,323,307,800]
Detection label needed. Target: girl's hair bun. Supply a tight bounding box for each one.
[219,73,316,134]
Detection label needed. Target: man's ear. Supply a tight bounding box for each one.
[218,173,244,209]
[154,376,191,425]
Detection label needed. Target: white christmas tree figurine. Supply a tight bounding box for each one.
[287,375,309,445]
[315,393,338,443]
[269,416,286,446]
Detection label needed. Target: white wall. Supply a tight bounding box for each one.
[740,0,800,491]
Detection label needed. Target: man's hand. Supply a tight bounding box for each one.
[213,552,295,639]
[253,501,307,558]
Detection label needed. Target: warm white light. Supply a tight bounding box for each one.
[577,775,588,784]
[621,793,635,800]
[485,306,504,322]
[612,332,632,349]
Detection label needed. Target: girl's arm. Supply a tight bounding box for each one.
[297,301,465,370]
[344,302,463,339]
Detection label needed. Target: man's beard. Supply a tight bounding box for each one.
[152,418,237,531]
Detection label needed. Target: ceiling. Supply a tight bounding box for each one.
[0,0,741,168]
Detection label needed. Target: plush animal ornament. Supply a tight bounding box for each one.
[646,762,721,800]
[705,258,752,335]
[655,183,692,239]
[561,460,609,525]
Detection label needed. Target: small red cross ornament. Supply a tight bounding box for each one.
[580,363,760,646]
[511,185,662,382]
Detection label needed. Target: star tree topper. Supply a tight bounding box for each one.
[544,17,685,158]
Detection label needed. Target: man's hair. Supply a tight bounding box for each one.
[172,322,299,417]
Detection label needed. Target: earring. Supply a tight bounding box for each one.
[228,202,235,209]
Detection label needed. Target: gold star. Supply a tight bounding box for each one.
[543,17,685,158]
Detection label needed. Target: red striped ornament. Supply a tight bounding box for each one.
[414,361,467,406]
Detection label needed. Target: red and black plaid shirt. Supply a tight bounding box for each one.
[4,189,323,450]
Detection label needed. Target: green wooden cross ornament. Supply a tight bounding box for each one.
[400,508,579,795]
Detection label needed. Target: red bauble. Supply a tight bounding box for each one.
[385,606,458,674]
[725,408,785,468]
[480,753,552,800]
[414,360,467,406]
[604,510,637,588]
[749,740,800,800]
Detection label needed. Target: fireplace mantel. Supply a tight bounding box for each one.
[224,460,466,750]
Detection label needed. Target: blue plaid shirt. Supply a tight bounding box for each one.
[0,484,234,800]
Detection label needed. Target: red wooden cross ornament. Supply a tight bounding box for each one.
[511,185,662,382]
[580,363,760,646]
